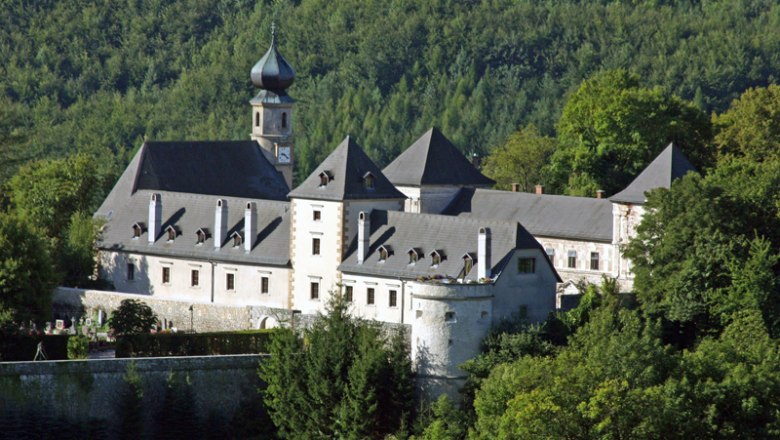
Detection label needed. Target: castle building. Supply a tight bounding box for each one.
[93,33,695,398]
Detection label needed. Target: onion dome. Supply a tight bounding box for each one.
[250,24,295,91]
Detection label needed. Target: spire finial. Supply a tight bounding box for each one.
[271,21,276,41]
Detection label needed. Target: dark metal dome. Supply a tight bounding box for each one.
[250,25,295,91]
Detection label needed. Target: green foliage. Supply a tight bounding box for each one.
[414,395,467,440]
[60,212,102,287]
[115,330,275,357]
[481,125,555,192]
[260,293,413,439]
[66,335,89,359]
[713,84,780,163]
[551,69,712,195]
[108,299,157,336]
[0,211,57,324]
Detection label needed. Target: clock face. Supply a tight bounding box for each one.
[277,146,291,164]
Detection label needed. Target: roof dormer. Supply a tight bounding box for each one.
[377,245,392,262]
[461,252,476,276]
[319,170,333,187]
[164,225,179,242]
[196,228,210,245]
[407,248,421,265]
[230,231,243,248]
[363,171,375,190]
[430,250,445,267]
[131,222,146,239]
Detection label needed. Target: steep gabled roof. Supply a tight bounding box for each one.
[443,188,613,242]
[339,210,558,281]
[609,143,697,204]
[288,136,405,201]
[382,127,495,187]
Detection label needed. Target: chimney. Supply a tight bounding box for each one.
[148,193,161,244]
[478,227,491,279]
[596,190,605,199]
[357,211,370,264]
[244,201,257,253]
[535,185,544,195]
[511,183,520,192]
[214,199,228,249]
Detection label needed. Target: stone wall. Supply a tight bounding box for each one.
[0,355,267,437]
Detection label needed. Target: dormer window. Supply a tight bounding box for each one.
[319,171,333,188]
[407,248,421,265]
[131,222,145,239]
[363,172,375,190]
[165,225,178,242]
[430,250,444,267]
[196,228,209,245]
[230,232,243,248]
[462,253,475,276]
[378,245,392,263]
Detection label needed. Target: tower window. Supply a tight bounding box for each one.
[255,112,260,127]
[310,282,319,300]
[313,210,321,221]
[261,276,269,294]
[127,263,135,281]
[312,238,321,255]
[518,257,536,273]
[282,112,287,129]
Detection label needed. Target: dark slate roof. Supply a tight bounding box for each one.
[250,30,295,91]
[443,188,613,242]
[382,127,495,187]
[96,190,291,266]
[339,210,559,281]
[288,136,406,201]
[249,89,295,105]
[609,143,697,204]
[127,141,289,200]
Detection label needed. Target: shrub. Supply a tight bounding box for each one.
[108,299,157,335]
[67,335,89,359]
[115,330,275,358]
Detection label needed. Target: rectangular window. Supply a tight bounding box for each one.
[313,210,321,221]
[545,248,555,264]
[344,285,353,302]
[367,288,375,305]
[389,290,397,307]
[517,257,536,273]
[310,282,319,300]
[127,263,135,281]
[261,276,269,294]
[162,267,171,284]
[590,252,600,271]
[226,273,235,291]
[312,238,321,255]
[568,250,577,269]
[191,269,199,287]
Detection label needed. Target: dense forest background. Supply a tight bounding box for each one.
[2,0,780,187]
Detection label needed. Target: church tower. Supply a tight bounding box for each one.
[250,24,295,188]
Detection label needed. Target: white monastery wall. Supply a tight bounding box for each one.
[339,274,410,324]
[491,249,558,323]
[535,236,616,286]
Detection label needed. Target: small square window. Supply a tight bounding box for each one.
[312,238,321,256]
[313,210,321,221]
[568,250,577,269]
[191,269,199,287]
[517,257,535,273]
[444,311,456,322]
[389,290,397,307]
[344,285,353,302]
[590,252,600,271]
[162,267,171,285]
[261,276,269,294]
[310,282,320,300]
[367,288,375,305]
[127,263,135,281]
[226,273,235,291]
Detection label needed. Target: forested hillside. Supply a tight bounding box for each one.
[2,0,780,186]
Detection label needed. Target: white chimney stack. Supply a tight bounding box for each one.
[214,199,228,249]
[478,227,491,279]
[358,211,370,264]
[148,193,162,244]
[244,201,257,253]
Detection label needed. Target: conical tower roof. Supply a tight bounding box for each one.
[383,127,494,187]
[250,24,295,92]
[289,136,405,201]
[609,143,696,204]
